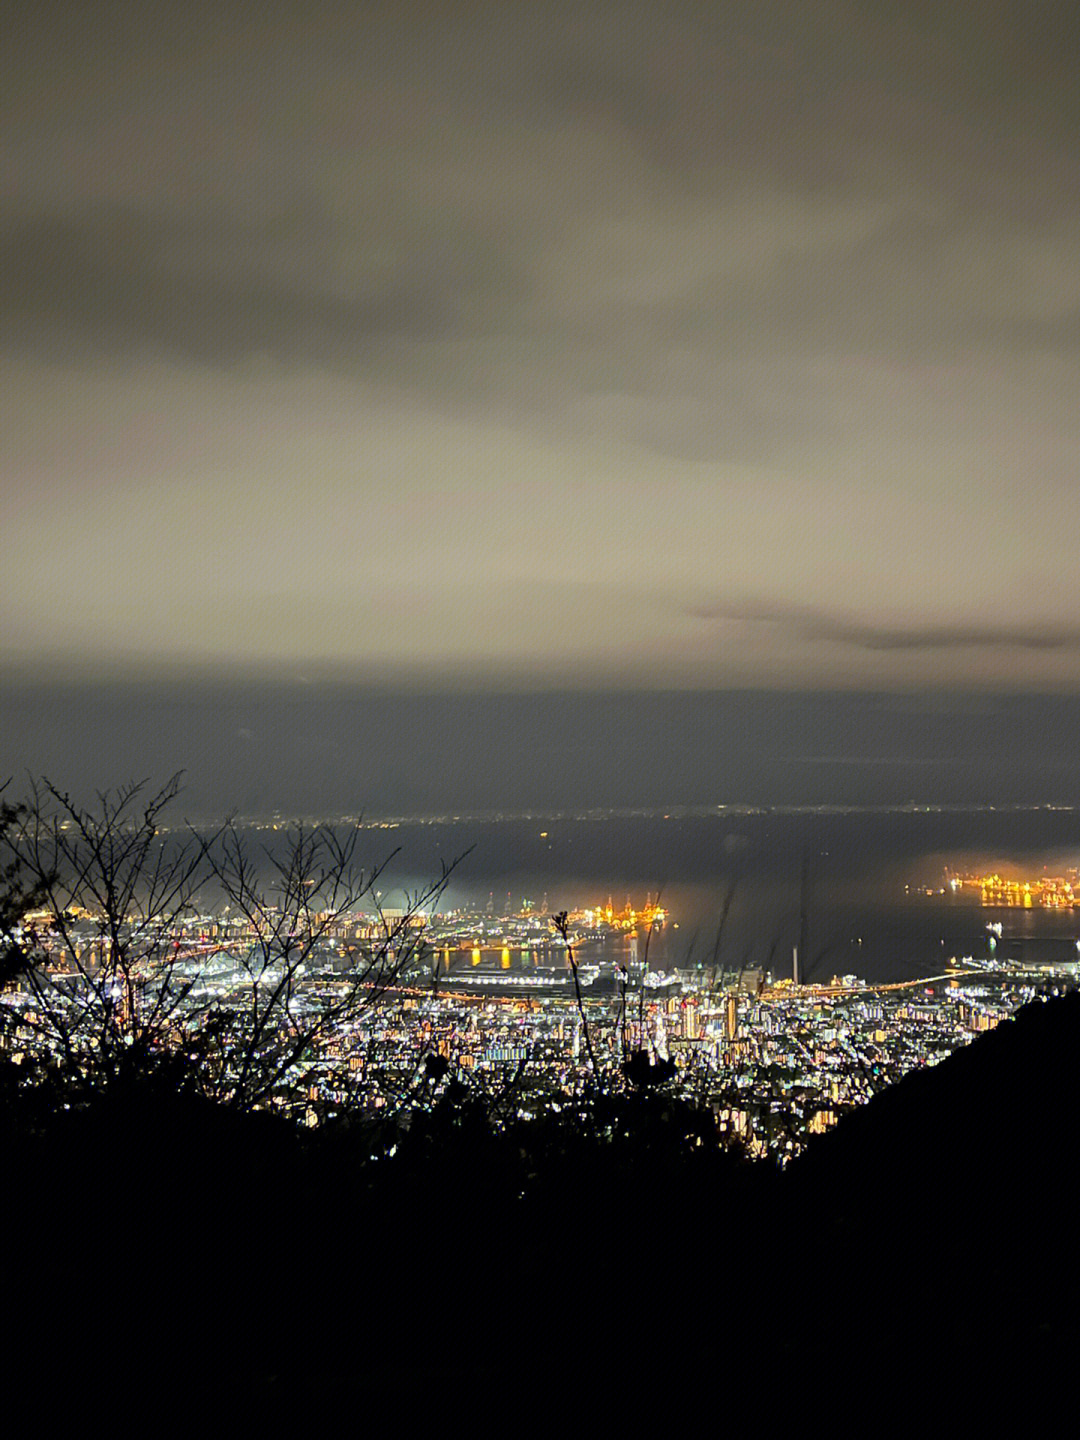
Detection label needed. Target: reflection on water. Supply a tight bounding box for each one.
[359,811,1080,985]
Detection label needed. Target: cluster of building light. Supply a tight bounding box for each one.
[5,899,1076,1160]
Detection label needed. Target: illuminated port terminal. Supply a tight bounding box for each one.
[424,895,672,994]
[916,870,1080,908]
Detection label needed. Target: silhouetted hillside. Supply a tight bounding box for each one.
[785,991,1080,1360]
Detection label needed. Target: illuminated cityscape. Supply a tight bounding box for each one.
[6,881,1074,1162]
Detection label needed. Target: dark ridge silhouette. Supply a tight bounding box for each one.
[790,988,1080,1209]
[784,991,1080,1362]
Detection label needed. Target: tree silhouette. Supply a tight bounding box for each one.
[0,776,456,1117]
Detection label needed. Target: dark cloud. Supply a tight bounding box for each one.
[778,755,961,767]
[688,601,1080,654]
[4,680,1080,816]
[0,207,531,366]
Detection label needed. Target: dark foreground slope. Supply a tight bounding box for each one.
[4,994,1079,1405]
[784,990,1080,1362]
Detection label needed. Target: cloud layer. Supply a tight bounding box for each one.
[3,1,1080,691]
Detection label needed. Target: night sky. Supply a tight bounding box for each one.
[3,2,1080,813]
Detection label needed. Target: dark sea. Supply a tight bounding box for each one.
[364,809,1080,984]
